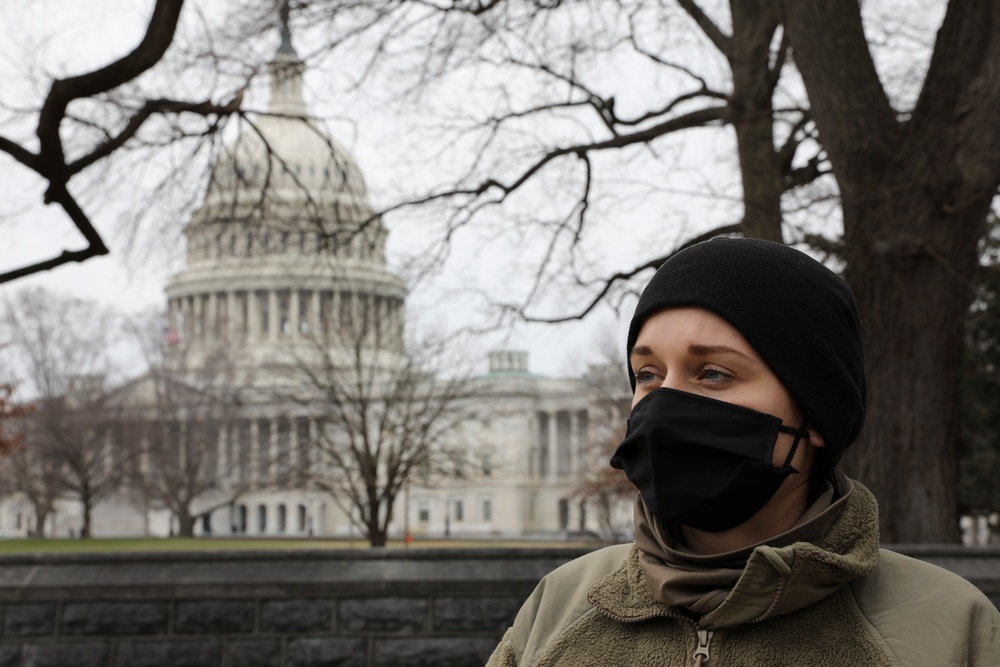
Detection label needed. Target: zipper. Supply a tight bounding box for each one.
[693,629,713,666]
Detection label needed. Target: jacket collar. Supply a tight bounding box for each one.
[588,476,881,629]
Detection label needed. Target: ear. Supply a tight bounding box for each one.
[807,427,826,449]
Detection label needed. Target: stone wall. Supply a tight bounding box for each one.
[0,545,996,667]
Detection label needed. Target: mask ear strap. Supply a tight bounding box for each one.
[777,422,810,468]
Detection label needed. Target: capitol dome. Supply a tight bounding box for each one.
[204,32,368,213]
[164,25,407,372]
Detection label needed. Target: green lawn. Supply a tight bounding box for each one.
[0,537,605,553]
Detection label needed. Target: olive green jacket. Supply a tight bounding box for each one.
[486,483,1000,666]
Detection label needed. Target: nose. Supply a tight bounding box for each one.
[660,370,685,392]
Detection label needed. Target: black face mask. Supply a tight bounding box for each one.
[610,387,809,533]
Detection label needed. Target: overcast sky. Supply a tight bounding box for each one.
[0,0,945,381]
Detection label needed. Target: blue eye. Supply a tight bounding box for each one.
[700,368,734,383]
[635,369,660,385]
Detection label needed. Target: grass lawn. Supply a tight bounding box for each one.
[0,537,607,554]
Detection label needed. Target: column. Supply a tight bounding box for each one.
[290,289,301,338]
[181,297,193,341]
[268,290,279,341]
[207,292,218,341]
[167,298,177,332]
[548,411,558,481]
[195,294,204,341]
[250,420,259,487]
[247,290,259,342]
[270,417,280,480]
[569,412,579,477]
[311,290,321,337]
[289,415,299,474]
[227,290,238,341]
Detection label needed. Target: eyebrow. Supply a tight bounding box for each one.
[630,343,754,362]
[688,344,754,360]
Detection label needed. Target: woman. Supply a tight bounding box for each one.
[486,237,1000,666]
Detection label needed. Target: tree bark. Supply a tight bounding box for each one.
[177,512,196,538]
[729,0,785,242]
[783,1,1000,542]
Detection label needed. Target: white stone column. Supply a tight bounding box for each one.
[250,420,259,487]
[567,410,580,477]
[311,290,321,336]
[289,416,299,473]
[270,417,280,480]
[167,299,177,332]
[290,289,301,338]
[268,290,279,341]
[332,290,342,333]
[247,290,259,342]
[227,290,237,341]
[207,292,218,341]
[547,411,558,481]
[181,297,192,341]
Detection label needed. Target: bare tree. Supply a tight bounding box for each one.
[282,308,475,547]
[573,335,636,542]
[779,2,1000,542]
[120,311,251,538]
[0,431,63,537]
[0,0,246,284]
[1,288,122,537]
[0,348,32,458]
[261,0,1000,542]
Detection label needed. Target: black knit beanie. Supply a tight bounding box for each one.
[626,237,866,474]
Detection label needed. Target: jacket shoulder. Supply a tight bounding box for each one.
[849,548,1000,666]
[508,543,633,666]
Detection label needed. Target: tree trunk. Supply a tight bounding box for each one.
[783,0,1000,542]
[367,517,387,547]
[729,0,785,243]
[33,509,48,538]
[177,511,196,538]
[841,183,984,542]
[80,497,92,539]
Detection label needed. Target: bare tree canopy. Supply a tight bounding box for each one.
[1,288,123,537]
[3,0,999,543]
[282,312,477,547]
[0,0,247,284]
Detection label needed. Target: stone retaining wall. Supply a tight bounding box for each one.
[0,545,995,667]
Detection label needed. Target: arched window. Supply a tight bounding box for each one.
[258,504,268,534]
[278,504,287,533]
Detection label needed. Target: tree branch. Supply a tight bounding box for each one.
[677,0,731,57]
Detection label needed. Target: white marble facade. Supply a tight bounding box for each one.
[0,31,625,542]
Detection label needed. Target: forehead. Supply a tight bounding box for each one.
[632,306,760,358]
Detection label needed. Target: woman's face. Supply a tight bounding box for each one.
[630,306,819,476]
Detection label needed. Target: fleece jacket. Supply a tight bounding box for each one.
[485,480,1000,666]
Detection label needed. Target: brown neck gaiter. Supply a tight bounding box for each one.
[633,479,849,615]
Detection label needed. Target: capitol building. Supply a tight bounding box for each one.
[0,27,632,543]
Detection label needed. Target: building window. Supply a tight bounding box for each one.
[453,500,464,522]
[258,504,268,533]
[418,500,430,523]
[278,504,287,533]
[482,498,493,522]
[298,504,307,533]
